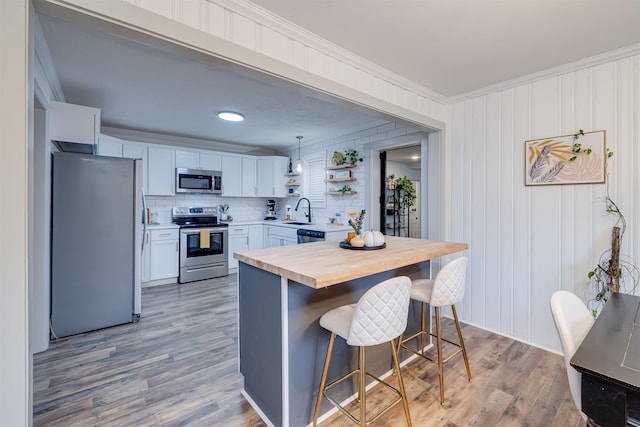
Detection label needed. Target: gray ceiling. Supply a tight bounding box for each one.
[37,14,394,153]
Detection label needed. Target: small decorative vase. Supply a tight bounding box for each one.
[350,235,365,247]
[347,231,356,244]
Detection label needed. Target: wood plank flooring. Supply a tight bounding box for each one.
[33,274,584,426]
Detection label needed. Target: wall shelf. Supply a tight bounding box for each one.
[326,191,358,195]
[285,172,299,177]
[326,164,357,170]
[326,177,357,183]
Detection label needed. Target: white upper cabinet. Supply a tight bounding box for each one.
[122,143,149,195]
[199,153,222,171]
[272,156,289,197]
[257,156,289,197]
[97,134,123,157]
[147,147,175,196]
[175,150,199,169]
[221,154,242,197]
[241,156,257,197]
[49,101,100,147]
[175,150,222,171]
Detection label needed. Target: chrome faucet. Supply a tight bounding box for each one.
[295,197,312,223]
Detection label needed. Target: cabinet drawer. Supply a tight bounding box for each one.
[150,229,179,241]
[229,226,249,235]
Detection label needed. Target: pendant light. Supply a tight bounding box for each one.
[295,135,303,173]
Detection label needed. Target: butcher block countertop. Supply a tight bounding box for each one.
[234,236,468,289]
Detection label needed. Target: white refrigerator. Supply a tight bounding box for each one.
[51,152,143,338]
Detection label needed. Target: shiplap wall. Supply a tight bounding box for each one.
[449,54,640,352]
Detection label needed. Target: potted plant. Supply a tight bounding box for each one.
[338,184,352,195]
[392,175,416,210]
[344,149,363,166]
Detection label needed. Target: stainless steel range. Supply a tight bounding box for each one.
[172,207,229,283]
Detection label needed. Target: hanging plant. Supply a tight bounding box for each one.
[577,129,636,317]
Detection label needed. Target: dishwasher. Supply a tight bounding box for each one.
[297,229,325,243]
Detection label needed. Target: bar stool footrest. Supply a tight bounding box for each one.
[322,369,404,425]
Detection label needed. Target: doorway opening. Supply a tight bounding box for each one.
[380,146,421,238]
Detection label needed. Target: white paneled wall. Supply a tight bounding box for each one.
[450,54,640,352]
[120,0,447,121]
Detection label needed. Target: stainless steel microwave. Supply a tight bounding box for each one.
[175,168,222,194]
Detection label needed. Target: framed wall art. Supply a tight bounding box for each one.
[525,130,606,186]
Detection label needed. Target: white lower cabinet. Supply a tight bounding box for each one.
[263,225,297,248]
[148,228,179,281]
[228,224,265,269]
[228,225,249,269]
[248,225,263,249]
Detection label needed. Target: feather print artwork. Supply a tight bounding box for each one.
[525,131,606,186]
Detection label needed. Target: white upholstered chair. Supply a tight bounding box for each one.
[399,256,471,405]
[549,290,595,421]
[312,276,412,427]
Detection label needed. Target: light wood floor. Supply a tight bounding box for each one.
[33,274,584,427]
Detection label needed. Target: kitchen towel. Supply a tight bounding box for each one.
[199,229,210,249]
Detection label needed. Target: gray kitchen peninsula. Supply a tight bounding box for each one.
[234,236,468,426]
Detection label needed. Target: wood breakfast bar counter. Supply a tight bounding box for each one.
[234,236,467,426]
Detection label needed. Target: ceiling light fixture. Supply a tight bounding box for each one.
[295,136,303,173]
[411,155,420,160]
[217,111,244,122]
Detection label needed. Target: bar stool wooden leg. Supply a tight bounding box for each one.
[359,346,366,427]
[452,305,472,382]
[390,340,413,427]
[435,306,445,405]
[313,333,336,427]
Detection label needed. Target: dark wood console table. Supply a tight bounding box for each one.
[570,293,640,426]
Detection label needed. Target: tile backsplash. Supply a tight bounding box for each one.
[145,195,298,224]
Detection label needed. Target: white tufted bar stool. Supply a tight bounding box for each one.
[312,276,412,427]
[399,256,471,405]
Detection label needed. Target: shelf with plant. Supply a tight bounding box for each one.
[326,184,357,195]
[286,192,301,197]
[285,182,301,186]
[328,149,363,169]
[285,172,300,177]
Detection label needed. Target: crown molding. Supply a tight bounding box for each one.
[448,42,640,103]
[213,0,448,104]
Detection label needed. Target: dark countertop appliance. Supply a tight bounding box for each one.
[265,199,277,220]
[297,229,325,243]
[172,207,228,283]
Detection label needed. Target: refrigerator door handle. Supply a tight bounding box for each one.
[141,188,147,254]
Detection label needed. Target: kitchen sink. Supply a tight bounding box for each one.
[282,221,313,225]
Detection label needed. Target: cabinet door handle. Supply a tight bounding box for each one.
[171,184,175,193]
[145,234,149,244]
[159,233,171,237]
[246,236,249,245]
[176,242,179,251]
